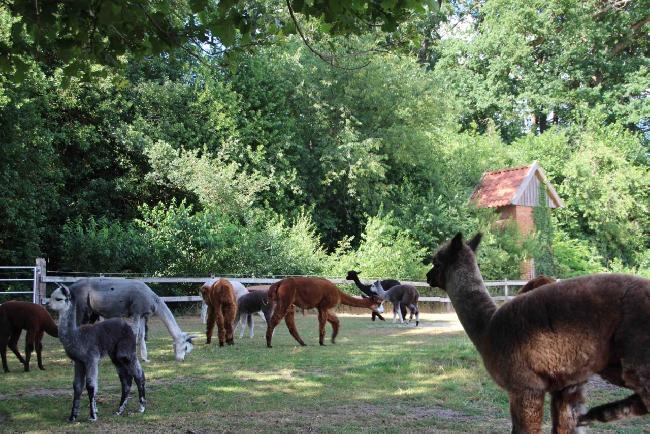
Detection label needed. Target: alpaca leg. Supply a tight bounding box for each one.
[0,335,8,373]
[284,306,306,346]
[509,390,544,434]
[69,362,86,422]
[200,302,208,324]
[114,363,132,415]
[579,394,647,426]
[7,328,26,368]
[35,329,45,370]
[23,329,35,372]
[400,304,408,323]
[317,309,328,346]
[127,358,146,413]
[206,307,216,344]
[235,312,245,339]
[551,384,586,434]
[258,311,267,324]
[326,312,340,344]
[266,302,289,348]
[247,314,254,338]
[85,360,100,421]
[224,303,236,345]
[215,307,226,346]
[135,317,148,362]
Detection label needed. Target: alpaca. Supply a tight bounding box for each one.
[345,270,404,321]
[0,301,58,372]
[518,275,556,295]
[200,279,247,324]
[265,277,382,348]
[48,286,146,422]
[234,289,272,338]
[369,281,420,326]
[64,278,194,362]
[427,233,650,433]
[199,278,238,346]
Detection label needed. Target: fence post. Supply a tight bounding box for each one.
[35,258,47,304]
[504,282,509,298]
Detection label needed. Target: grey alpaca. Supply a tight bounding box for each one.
[234,289,273,338]
[48,286,145,422]
[66,278,194,362]
[369,282,420,325]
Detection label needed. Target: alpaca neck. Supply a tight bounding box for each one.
[351,274,369,291]
[57,303,78,348]
[338,290,375,309]
[446,258,496,354]
[373,283,388,298]
[154,298,184,341]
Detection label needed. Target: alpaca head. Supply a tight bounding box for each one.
[48,285,72,312]
[173,333,194,362]
[345,270,359,281]
[427,232,482,290]
[369,281,385,298]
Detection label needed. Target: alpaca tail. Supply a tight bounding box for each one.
[267,281,281,302]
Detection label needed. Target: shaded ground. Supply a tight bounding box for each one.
[0,312,647,433]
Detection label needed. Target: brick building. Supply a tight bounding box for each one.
[470,161,564,279]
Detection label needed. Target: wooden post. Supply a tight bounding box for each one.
[504,283,509,298]
[35,258,47,304]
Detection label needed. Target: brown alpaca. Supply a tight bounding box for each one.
[199,278,237,346]
[427,233,650,434]
[265,277,382,348]
[0,301,58,372]
[518,275,556,295]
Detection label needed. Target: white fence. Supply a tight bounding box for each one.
[0,258,529,305]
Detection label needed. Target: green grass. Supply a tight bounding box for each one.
[0,312,647,433]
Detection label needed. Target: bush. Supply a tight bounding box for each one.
[59,217,154,273]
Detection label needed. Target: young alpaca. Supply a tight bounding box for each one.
[0,301,58,372]
[234,289,272,339]
[265,277,382,348]
[48,286,145,422]
[345,270,404,321]
[369,282,420,326]
[199,278,237,346]
[427,233,650,433]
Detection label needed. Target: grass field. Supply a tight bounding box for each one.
[0,311,647,433]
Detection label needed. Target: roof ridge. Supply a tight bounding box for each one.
[483,164,530,175]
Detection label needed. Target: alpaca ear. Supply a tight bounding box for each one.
[467,233,483,252]
[450,233,464,252]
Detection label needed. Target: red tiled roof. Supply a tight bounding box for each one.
[470,165,531,208]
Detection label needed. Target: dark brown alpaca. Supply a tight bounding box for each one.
[199,278,237,346]
[0,301,58,372]
[518,275,556,295]
[265,277,382,348]
[427,233,650,434]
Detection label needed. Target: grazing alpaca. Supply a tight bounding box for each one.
[0,301,58,372]
[518,275,556,295]
[345,270,404,321]
[234,289,272,338]
[199,278,237,346]
[427,233,650,433]
[369,282,420,326]
[48,286,145,422]
[265,277,382,348]
[65,278,194,362]
[200,279,247,324]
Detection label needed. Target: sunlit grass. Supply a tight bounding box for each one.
[0,312,647,432]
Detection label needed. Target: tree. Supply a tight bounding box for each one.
[1,0,436,81]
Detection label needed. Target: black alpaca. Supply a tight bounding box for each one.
[234,289,273,338]
[345,270,405,321]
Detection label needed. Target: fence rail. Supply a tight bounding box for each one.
[0,258,530,305]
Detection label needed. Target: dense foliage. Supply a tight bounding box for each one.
[1,1,648,281]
